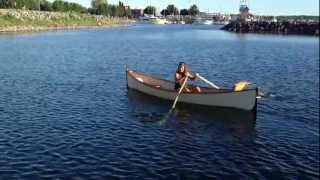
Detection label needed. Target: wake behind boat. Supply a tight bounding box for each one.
[126,69,258,112]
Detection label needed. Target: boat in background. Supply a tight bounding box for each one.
[203,20,214,25]
[150,17,170,25]
[192,17,214,25]
[139,15,170,25]
[213,20,230,25]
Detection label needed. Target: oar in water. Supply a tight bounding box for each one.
[158,77,189,124]
[195,73,220,89]
[171,76,189,110]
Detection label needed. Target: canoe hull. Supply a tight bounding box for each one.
[127,70,258,111]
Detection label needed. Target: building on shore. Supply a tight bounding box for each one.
[238,0,255,22]
[131,9,143,19]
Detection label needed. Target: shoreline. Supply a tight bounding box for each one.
[0,9,133,33]
[0,24,131,33]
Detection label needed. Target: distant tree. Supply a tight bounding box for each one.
[108,4,116,16]
[0,0,16,8]
[160,9,169,16]
[68,2,87,13]
[143,6,156,15]
[51,0,86,13]
[166,4,179,15]
[0,0,87,12]
[52,0,65,11]
[91,0,107,9]
[180,9,189,16]
[40,0,52,11]
[97,3,109,15]
[0,0,7,8]
[118,1,131,17]
[90,0,108,15]
[15,0,40,10]
[0,0,5,8]
[124,5,131,17]
[88,7,96,14]
[189,4,199,16]
[115,1,126,17]
[0,0,48,10]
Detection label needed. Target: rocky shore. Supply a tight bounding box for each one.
[222,20,319,36]
[0,9,132,33]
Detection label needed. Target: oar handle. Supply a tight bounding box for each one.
[196,73,220,89]
[171,77,188,110]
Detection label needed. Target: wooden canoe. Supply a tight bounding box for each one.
[126,69,258,112]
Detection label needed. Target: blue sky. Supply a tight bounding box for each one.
[61,0,319,15]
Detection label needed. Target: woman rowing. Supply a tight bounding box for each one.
[175,62,201,93]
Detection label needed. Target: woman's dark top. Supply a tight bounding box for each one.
[175,72,187,90]
[174,82,181,90]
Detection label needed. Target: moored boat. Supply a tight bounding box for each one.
[126,69,258,112]
[150,17,170,25]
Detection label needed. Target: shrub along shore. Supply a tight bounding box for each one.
[0,9,132,33]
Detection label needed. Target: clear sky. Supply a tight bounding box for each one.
[61,0,320,16]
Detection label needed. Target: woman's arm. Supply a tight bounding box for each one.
[175,73,181,81]
[187,72,197,81]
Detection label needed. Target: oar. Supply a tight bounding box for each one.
[195,73,220,89]
[171,76,188,110]
[158,77,189,125]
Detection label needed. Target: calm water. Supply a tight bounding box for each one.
[0,25,319,179]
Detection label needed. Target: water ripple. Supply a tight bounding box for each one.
[0,25,318,179]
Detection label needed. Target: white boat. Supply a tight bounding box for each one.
[151,18,169,25]
[139,15,170,25]
[127,69,258,111]
[138,16,152,23]
[203,20,213,25]
[213,21,230,25]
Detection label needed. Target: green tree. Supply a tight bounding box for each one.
[108,4,116,16]
[90,0,108,15]
[0,0,35,10]
[124,5,131,17]
[96,3,109,15]
[0,0,7,8]
[0,0,15,8]
[68,2,87,13]
[180,9,189,16]
[52,0,86,13]
[166,4,179,15]
[189,4,199,16]
[40,0,52,11]
[160,9,169,16]
[0,0,87,12]
[91,0,107,9]
[115,1,125,17]
[15,0,40,10]
[52,0,65,11]
[143,6,156,15]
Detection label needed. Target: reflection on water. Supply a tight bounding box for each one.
[127,89,256,138]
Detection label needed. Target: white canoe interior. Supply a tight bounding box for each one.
[127,69,258,111]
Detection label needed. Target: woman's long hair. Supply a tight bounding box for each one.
[176,62,189,75]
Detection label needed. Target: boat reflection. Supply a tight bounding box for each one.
[127,89,256,133]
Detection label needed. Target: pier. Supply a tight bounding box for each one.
[222,21,319,36]
[222,0,319,36]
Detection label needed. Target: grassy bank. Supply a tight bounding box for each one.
[0,9,132,32]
